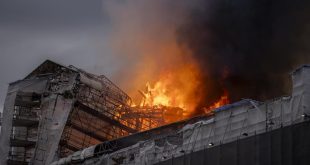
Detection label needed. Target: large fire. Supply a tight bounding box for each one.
[136,63,204,118]
[138,73,230,121]
[104,1,230,123]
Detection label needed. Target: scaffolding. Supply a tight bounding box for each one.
[0,60,184,164]
[6,92,41,165]
[57,65,182,157]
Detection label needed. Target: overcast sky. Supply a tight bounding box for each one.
[0,0,126,112]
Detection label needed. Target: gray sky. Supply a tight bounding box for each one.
[0,0,127,112]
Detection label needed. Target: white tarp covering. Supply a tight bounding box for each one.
[80,73,103,91]
[50,65,310,165]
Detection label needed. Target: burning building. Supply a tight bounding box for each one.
[49,65,310,165]
[0,60,184,165]
[0,60,310,165]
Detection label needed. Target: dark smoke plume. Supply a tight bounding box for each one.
[177,0,310,113]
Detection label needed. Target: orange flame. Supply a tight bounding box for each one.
[203,91,229,114]
[138,63,203,117]
[139,75,230,121]
[140,82,171,107]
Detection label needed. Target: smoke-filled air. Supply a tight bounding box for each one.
[103,0,310,117]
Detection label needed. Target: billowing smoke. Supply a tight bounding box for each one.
[177,0,310,114]
[102,1,205,116]
[103,0,310,116]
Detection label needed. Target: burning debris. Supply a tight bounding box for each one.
[137,79,229,122]
[0,60,228,165]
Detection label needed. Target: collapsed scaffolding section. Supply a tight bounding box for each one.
[58,66,172,156]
